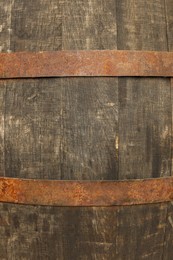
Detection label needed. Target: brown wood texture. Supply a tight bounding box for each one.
[116,0,172,179]
[0,203,169,260]
[163,1,173,259]
[0,0,172,259]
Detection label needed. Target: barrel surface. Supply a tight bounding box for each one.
[0,0,173,259]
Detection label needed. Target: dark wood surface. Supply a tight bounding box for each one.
[163,1,173,258]
[0,0,173,259]
[116,0,171,179]
[0,203,169,260]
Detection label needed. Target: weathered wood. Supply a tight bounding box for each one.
[1,1,118,260]
[0,0,173,259]
[4,77,118,180]
[0,82,5,177]
[62,0,117,50]
[62,0,118,180]
[166,0,173,52]
[162,202,173,260]
[4,78,63,179]
[0,203,169,260]
[0,0,11,178]
[162,1,173,258]
[116,0,172,179]
[0,0,11,52]
[115,2,172,259]
[59,77,119,180]
[10,0,62,52]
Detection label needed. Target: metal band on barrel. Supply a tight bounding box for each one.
[1,50,173,206]
[0,50,173,78]
[0,177,173,206]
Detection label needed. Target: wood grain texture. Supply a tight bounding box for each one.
[0,0,12,53]
[0,0,172,259]
[0,203,169,260]
[1,0,118,259]
[4,77,118,180]
[59,77,118,180]
[10,0,62,52]
[165,0,173,52]
[116,2,172,259]
[0,81,5,176]
[163,1,173,259]
[4,0,119,180]
[162,202,173,260]
[165,0,173,173]
[0,0,12,178]
[62,0,118,180]
[116,0,172,179]
[62,0,117,50]
[4,78,63,179]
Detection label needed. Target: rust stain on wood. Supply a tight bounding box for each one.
[0,177,173,206]
[0,50,173,78]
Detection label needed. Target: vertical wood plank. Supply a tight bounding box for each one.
[62,0,118,180]
[0,0,11,176]
[115,203,168,260]
[4,79,63,179]
[59,77,118,180]
[10,0,62,52]
[0,0,12,52]
[165,0,173,174]
[0,82,5,176]
[60,1,119,258]
[4,0,63,178]
[162,202,173,260]
[117,0,172,179]
[0,203,169,260]
[62,0,117,50]
[165,0,173,52]
[0,0,172,259]
[115,1,172,259]
[162,1,173,259]
[1,1,119,259]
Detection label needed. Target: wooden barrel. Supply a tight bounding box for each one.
[0,1,173,259]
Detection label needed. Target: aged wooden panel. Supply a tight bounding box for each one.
[4,0,119,181]
[0,203,169,260]
[163,1,173,259]
[116,2,172,259]
[59,77,118,180]
[1,0,118,259]
[0,81,5,177]
[166,0,173,173]
[0,0,172,259]
[0,0,11,52]
[116,0,172,179]
[62,0,117,50]
[62,0,118,180]
[10,0,62,52]
[166,0,173,52]
[162,202,173,260]
[0,0,11,178]
[4,78,63,179]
